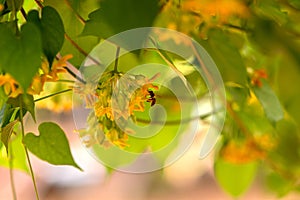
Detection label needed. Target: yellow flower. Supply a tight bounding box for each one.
[106,128,129,148]
[46,54,72,81]
[0,74,22,98]
[221,136,275,164]
[27,75,45,95]
[80,71,160,149]
[94,101,114,120]
[182,0,249,23]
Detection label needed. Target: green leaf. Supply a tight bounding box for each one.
[7,94,35,121]
[44,0,100,68]
[266,172,293,197]
[27,6,65,65]
[0,22,42,90]
[196,29,247,85]
[6,0,24,11]
[0,133,29,173]
[0,120,18,154]
[24,122,82,170]
[252,80,284,123]
[82,0,160,39]
[288,0,300,9]
[214,158,258,197]
[1,104,16,128]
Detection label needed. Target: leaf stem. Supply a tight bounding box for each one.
[34,89,72,102]
[9,145,17,200]
[63,66,86,84]
[34,0,44,9]
[114,46,121,73]
[135,111,215,125]
[19,97,40,200]
[32,0,101,66]
[20,7,27,20]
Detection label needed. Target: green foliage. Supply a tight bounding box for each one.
[252,80,284,123]
[27,6,65,66]
[197,29,247,86]
[0,0,300,199]
[266,172,294,197]
[82,0,160,39]
[24,122,82,170]
[7,94,35,121]
[0,22,42,90]
[0,120,17,154]
[214,158,258,197]
[0,133,29,173]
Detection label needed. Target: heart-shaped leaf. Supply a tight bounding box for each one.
[24,122,82,170]
[214,158,258,197]
[27,6,65,65]
[0,22,42,90]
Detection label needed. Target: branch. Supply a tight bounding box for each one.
[63,0,86,25]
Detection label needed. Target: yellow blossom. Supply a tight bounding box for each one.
[0,74,22,98]
[94,101,114,120]
[182,0,249,23]
[221,135,276,164]
[46,54,72,81]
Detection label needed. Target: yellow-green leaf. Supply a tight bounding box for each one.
[214,158,258,197]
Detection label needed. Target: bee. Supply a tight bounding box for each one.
[146,90,156,106]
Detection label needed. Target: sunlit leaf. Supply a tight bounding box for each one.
[214,158,258,197]
[24,122,82,170]
[27,6,65,65]
[0,133,29,173]
[0,22,42,90]
[252,80,284,123]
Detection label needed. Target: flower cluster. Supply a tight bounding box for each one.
[79,71,159,149]
[221,134,276,164]
[0,54,72,98]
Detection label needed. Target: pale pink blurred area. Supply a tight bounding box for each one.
[1,110,300,200]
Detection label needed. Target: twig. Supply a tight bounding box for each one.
[9,145,17,200]
[114,46,121,72]
[19,98,40,200]
[63,0,86,25]
[34,89,72,102]
[64,34,101,66]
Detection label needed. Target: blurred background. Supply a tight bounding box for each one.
[1,0,300,199]
[0,109,299,200]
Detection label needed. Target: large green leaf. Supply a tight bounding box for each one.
[24,122,82,170]
[44,0,100,67]
[214,158,258,197]
[197,29,247,85]
[27,6,65,65]
[82,0,160,39]
[0,22,42,90]
[252,80,284,123]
